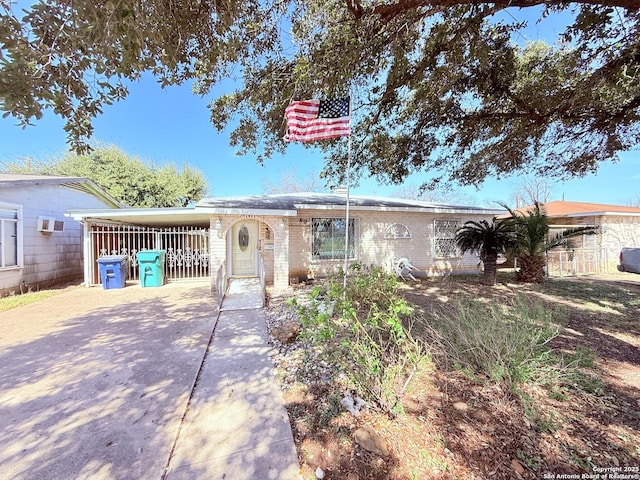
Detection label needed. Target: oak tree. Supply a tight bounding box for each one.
[1,0,638,188]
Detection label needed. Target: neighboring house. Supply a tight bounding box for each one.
[514,200,640,275]
[0,174,122,295]
[69,192,503,292]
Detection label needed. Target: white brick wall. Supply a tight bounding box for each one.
[208,215,290,291]
[290,209,490,279]
[206,209,497,292]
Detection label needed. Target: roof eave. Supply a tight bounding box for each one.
[0,176,87,187]
[196,207,298,216]
[67,207,198,220]
[65,178,126,209]
[293,203,503,215]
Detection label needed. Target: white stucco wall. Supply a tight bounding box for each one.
[596,215,640,271]
[0,183,117,294]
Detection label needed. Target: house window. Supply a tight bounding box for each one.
[312,218,356,260]
[433,219,460,258]
[384,223,411,239]
[0,204,21,269]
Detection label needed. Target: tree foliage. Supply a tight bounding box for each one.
[1,0,639,188]
[2,144,209,207]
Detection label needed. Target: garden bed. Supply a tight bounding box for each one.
[266,273,640,479]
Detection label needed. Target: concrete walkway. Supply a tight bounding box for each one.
[0,280,300,480]
[164,279,300,479]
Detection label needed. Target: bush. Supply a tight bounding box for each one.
[421,295,562,389]
[290,263,427,415]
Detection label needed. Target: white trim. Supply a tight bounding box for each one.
[293,203,502,215]
[82,221,92,287]
[197,207,298,216]
[67,207,200,219]
[0,202,23,270]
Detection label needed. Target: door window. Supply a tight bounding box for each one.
[238,224,249,252]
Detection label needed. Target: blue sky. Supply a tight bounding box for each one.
[1,5,638,206]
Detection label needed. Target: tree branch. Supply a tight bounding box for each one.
[348,0,640,21]
[613,94,640,121]
[345,0,365,18]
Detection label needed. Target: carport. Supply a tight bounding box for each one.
[67,207,212,287]
[68,202,295,302]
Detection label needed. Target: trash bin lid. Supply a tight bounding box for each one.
[136,250,166,261]
[97,255,128,263]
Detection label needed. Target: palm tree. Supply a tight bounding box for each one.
[455,218,515,285]
[506,202,598,283]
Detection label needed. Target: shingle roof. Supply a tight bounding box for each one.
[515,200,640,217]
[197,192,502,214]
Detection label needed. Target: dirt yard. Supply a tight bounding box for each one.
[267,273,640,480]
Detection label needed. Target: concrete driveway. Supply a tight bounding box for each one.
[0,281,299,480]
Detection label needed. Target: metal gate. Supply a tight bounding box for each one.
[90,224,210,285]
[545,248,610,277]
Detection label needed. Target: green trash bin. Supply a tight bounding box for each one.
[136,250,166,287]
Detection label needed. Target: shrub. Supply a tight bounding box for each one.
[421,295,562,389]
[290,263,427,415]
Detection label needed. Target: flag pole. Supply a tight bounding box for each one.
[343,95,352,295]
[284,95,352,294]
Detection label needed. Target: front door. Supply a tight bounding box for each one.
[231,220,257,276]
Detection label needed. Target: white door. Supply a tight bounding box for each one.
[231,221,257,276]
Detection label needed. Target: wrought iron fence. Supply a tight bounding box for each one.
[90,224,210,285]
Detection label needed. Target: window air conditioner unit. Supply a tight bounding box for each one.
[37,216,64,233]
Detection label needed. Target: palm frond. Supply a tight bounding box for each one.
[546,226,599,251]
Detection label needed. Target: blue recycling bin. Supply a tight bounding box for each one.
[97,255,128,289]
[136,250,166,287]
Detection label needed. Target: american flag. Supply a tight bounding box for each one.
[285,98,350,142]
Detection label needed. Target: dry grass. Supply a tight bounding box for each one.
[273,272,640,479]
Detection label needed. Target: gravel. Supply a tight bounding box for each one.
[265,285,348,391]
